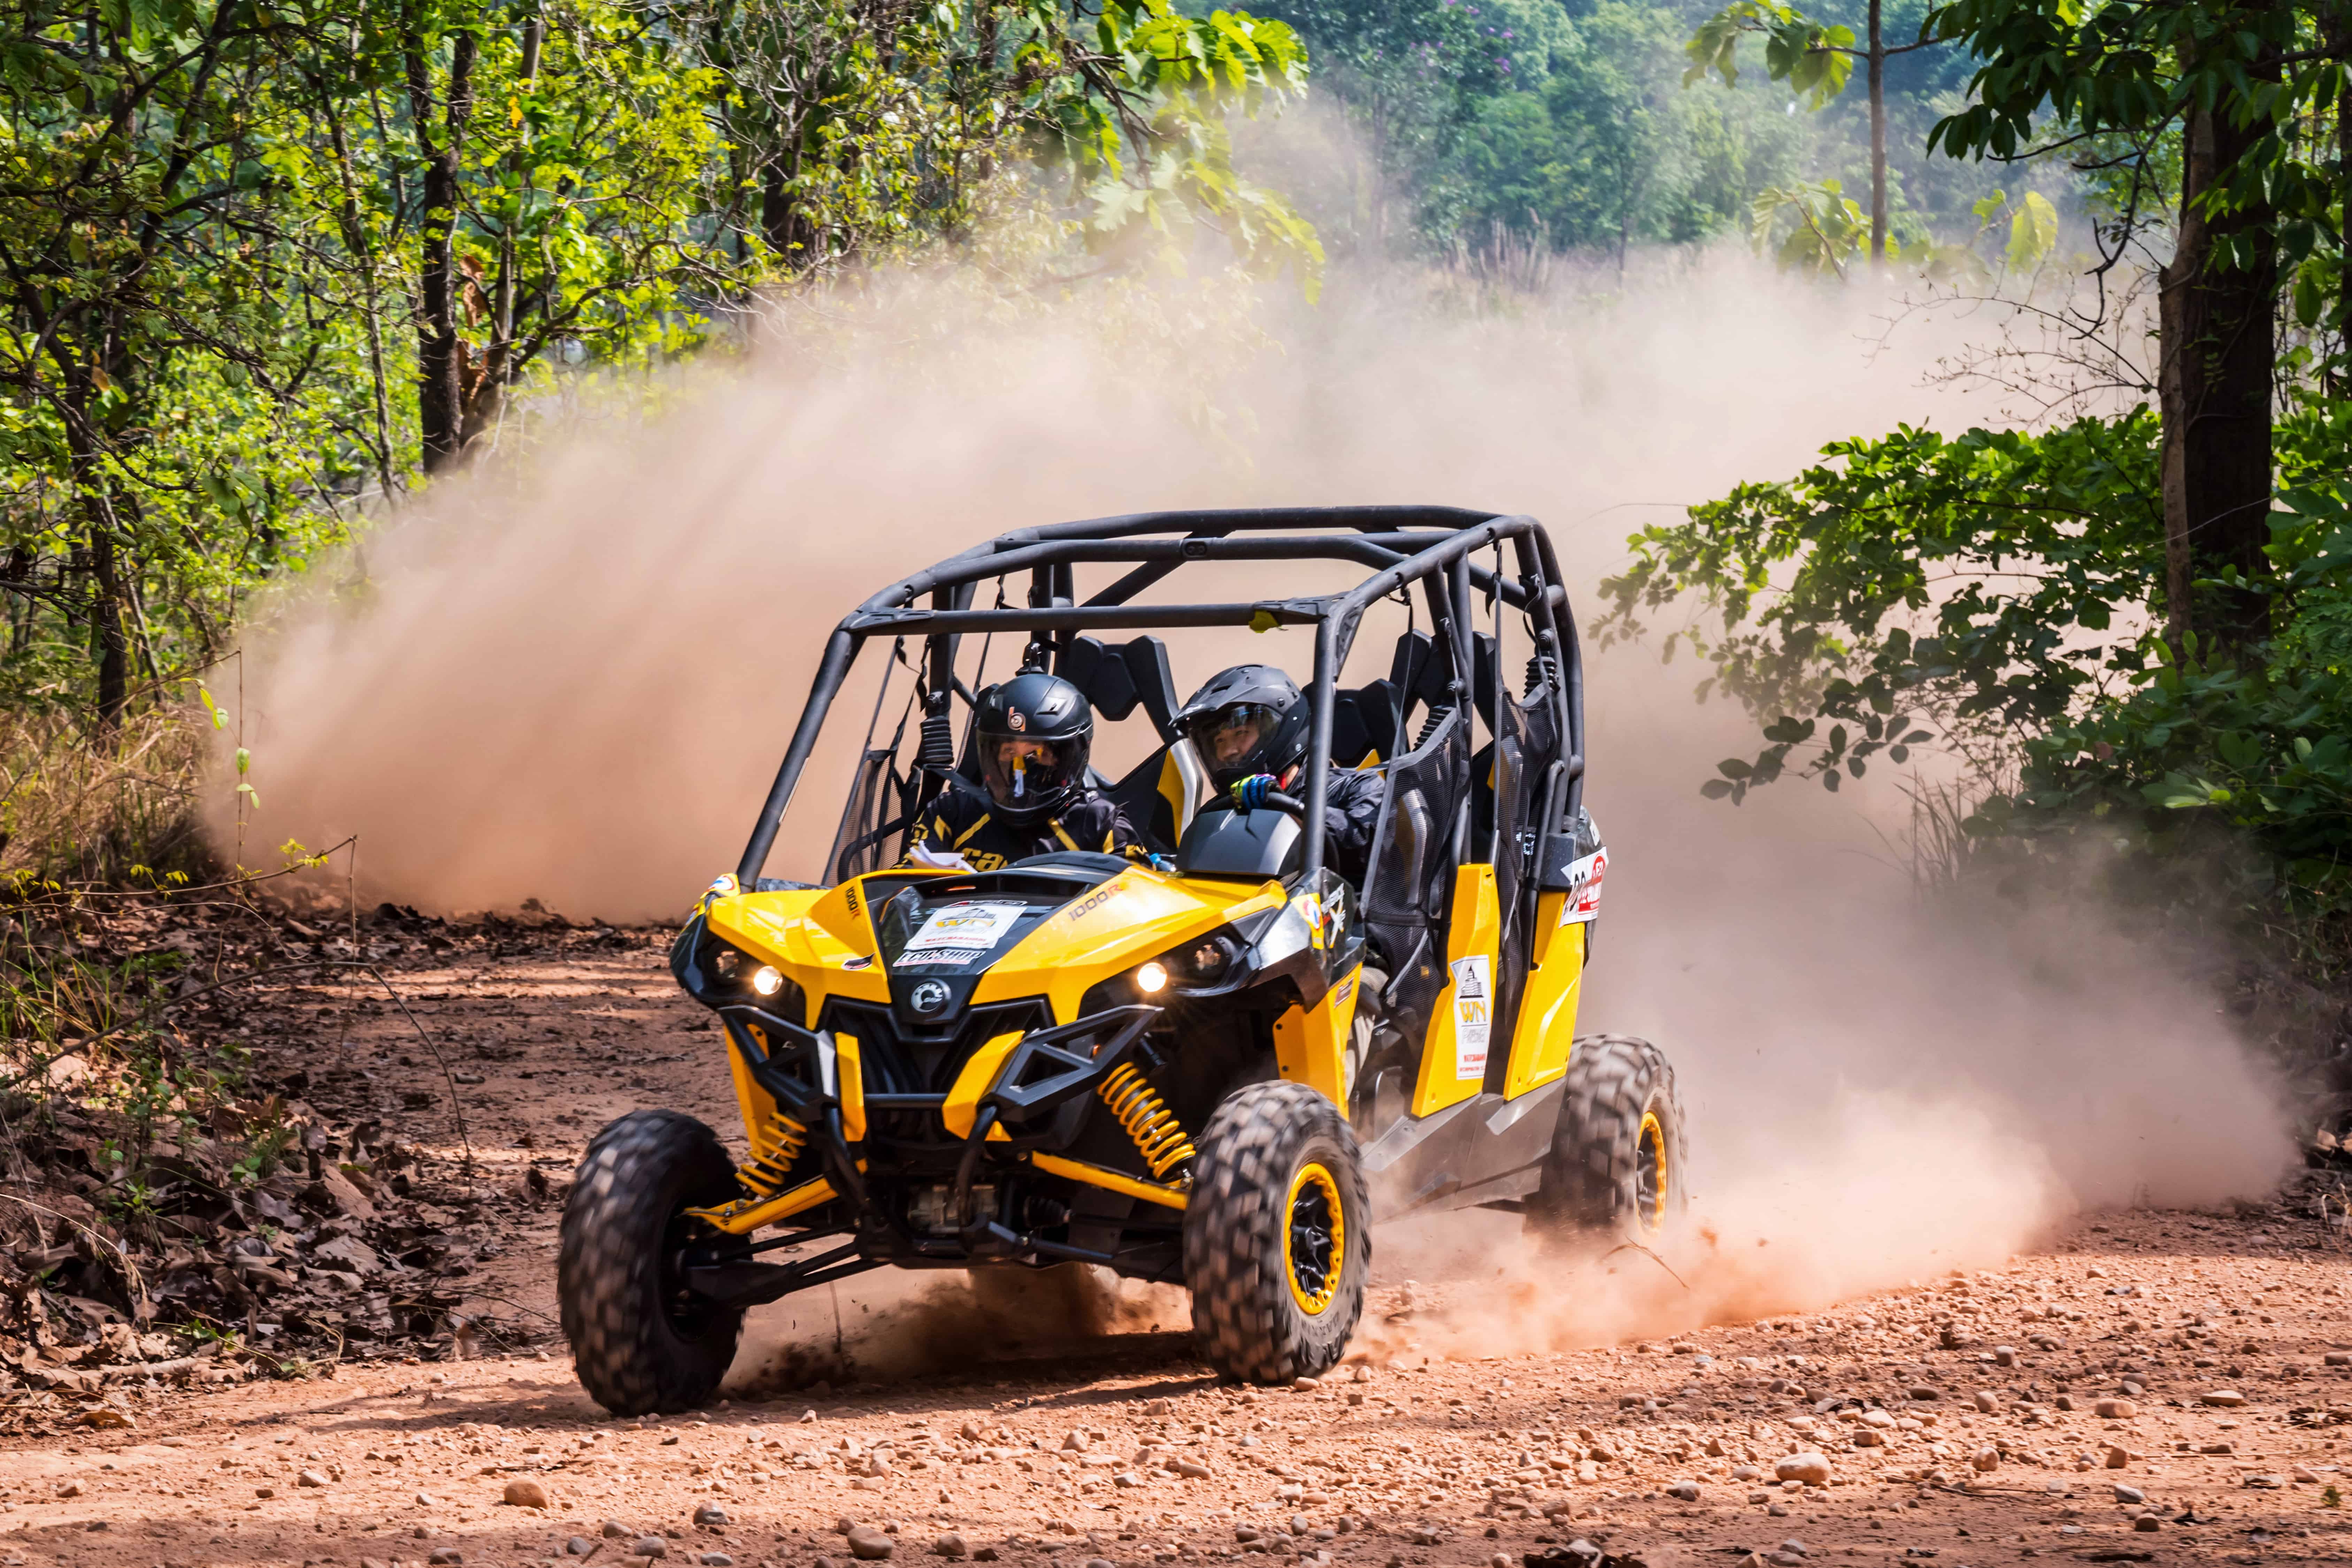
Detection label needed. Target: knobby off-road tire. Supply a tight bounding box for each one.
[1184,1080,1369,1383]
[560,1109,745,1415]
[1526,1034,1686,1248]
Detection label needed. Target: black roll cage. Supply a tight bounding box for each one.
[737,507,1587,889]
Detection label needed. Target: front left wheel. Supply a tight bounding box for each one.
[560,1109,746,1415]
[1184,1080,1369,1382]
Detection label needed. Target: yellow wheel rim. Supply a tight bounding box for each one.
[1636,1110,1668,1231]
[1283,1162,1346,1315]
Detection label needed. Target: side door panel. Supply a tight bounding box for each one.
[1501,892,1584,1097]
[1412,864,1500,1116]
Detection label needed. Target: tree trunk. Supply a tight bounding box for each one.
[71,461,129,730]
[2157,76,2279,655]
[1866,0,1886,265]
[407,25,479,474]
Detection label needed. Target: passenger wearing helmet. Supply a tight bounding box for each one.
[1174,665,1385,885]
[906,670,1144,873]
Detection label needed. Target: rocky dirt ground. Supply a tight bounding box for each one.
[10,925,2352,1568]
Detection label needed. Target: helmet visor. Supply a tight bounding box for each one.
[1181,703,1282,774]
[977,732,1085,812]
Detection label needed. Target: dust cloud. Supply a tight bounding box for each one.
[229,248,2293,1377]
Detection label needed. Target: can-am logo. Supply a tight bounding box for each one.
[909,979,952,1014]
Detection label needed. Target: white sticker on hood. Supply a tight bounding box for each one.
[1558,847,1608,924]
[1450,954,1491,1079]
[899,900,1028,967]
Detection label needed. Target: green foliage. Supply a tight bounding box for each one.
[1992,407,2352,901]
[1923,0,2349,371]
[1604,392,2352,928]
[1750,177,1867,274]
[1685,0,1855,109]
[0,0,1321,734]
[1438,1,1804,253]
[1597,410,2168,800]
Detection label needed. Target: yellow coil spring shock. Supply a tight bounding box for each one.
[737,1111,810,1197]
[1099,1063,1197,1181]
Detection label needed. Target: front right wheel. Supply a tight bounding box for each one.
[1526,1033,1686,1248]
[1184,1080,1369,1382]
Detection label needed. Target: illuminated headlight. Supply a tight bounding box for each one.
[752,965,786,998]
[1134,960,1171,995]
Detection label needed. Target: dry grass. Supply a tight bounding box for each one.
[0,705,209,887]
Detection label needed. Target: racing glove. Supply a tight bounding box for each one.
[1230,774,1277,810]
[907,839,973,872]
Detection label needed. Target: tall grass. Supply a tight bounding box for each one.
[0,705,208,886]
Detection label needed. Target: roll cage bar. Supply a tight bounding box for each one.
[738,507,1587,890]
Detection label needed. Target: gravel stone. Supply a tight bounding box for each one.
[633,1538,669,1560]
[847,1527,895,1561]
[504,1480,551,1509]
[1773,1454,1831,1487]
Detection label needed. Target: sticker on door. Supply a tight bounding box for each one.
[1450,954,1491,1078]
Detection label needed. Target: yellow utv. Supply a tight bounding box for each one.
[558,507,1686,1415]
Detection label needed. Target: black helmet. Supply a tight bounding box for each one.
[973,671,1093,827]
[1174,665,1310,792]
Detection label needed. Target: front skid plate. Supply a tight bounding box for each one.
[1360,1077,1566,1220]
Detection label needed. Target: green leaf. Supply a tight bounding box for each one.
[2005,191,2058,272]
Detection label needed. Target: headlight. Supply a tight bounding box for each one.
[752,965,785,998]
[1183,936,1235,983]
[1134,960,1170,994]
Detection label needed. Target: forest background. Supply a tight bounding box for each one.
[4,0,2352,1128]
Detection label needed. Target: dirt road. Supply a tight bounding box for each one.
[8,930,2352,1568]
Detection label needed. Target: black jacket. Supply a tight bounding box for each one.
[1320,767,1386,886]
[908,786,1144,872]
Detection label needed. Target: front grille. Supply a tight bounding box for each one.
[820,997,1051,1096]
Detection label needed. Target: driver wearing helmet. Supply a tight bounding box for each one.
[905,670,1144,873]
[1174,665,1385,885]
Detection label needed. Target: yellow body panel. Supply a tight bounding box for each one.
[968,868,1283,1023]
[1413,864,1501,1116]
[1273,964,1361,1107]
[836,1032,868,1142]
[1502,891,1586,1098]
[943,1030,1023,1140]
[706,885,896,1020]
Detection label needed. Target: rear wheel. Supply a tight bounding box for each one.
[1184,1080,1369,1382]
[559,1109,746,1415]
[1526,1034,1685,1248]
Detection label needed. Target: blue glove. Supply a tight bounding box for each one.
[1231,774,1276,810]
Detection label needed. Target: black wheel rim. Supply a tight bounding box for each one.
[1283,1162,1345,1315]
